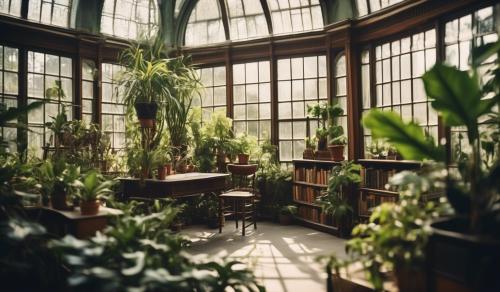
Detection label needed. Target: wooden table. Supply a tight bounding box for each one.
[119,172,229,199]
[27,206,122,239]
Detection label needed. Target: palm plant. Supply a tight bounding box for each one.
[76,171,115,202]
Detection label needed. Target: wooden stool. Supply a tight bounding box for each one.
[218,164,258,236]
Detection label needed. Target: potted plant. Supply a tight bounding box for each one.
[45,107,68,150]
[140,149,160,179]
[316,161,360,237]
[234,133,257,165]
[303,137,316,159]
[34,159,80,210]
[204,112,235,172]
[157,147,172,180]
[362,40,500,291]
[307,102,329,151]
[119,42,178,129]
[279,205,297,225]
[327,105,347,161]
[76,170,115,215]
[204,195,221,228]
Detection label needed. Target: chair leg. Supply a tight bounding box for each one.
[253,197,257,230]
[242,199,246,236]
[218,197,223,234]
[235,200,238,228]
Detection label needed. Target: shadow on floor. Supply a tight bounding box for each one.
[181,221,347,292]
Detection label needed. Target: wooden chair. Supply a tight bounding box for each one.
[218,164,258,236]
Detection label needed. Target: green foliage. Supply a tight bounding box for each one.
[280,205,297,215]
[423,63,494,142]
[233,133,258,157]
[45,80,66,100]
[322,164,452,291]
[33,159,81,201]
[75,171,116,202]
[363,110,445,161]
[316,161,360,220]
[51,200,264,292]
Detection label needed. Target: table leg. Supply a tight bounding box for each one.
[218,197,223,234]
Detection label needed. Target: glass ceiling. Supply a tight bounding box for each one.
[267,0,323,35]
[225,0,268,41]
[356,0,405,17]
[0,0,411,45]
[0,0,21,17]
[101,0,159,40]
[185,0,226,46]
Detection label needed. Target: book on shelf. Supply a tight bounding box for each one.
[359,192,397,216]
[293,185,322,204]
[361,167,397,191]
[294,167,332,185]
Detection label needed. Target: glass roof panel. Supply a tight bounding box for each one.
[28,0,72,27]
[101,0,159,40]
[357,0,405,17]
[185,0,226,46]
[225,0,269,41]
[175,0,186,19]
[0,0,21,17]
[266,0,323,35]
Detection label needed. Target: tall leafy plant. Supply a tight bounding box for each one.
[362,40,500,234]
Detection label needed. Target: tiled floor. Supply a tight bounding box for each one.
[182,221,346,292]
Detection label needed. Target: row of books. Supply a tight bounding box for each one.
[294,167,331,185]
[358,192,397,216]
[297,206,335,226]
[293,185,322,204]
[361,168,398,191]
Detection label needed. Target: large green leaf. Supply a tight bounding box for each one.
[472,40,500,67]
[422,64,491,141]
[362,110,445,161]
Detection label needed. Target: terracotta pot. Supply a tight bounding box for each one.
[187,163,195,172]
[51,192,69,210]
[138,118,155,128]
[165,163,172,175]
[134,102,157,128]
[279,214,293,225]
[237,153,249,164]
[303,148,315,159]
[158,166,166,180]
[328,144,345,161]
[141,168,150,179]
[80,200,100,215]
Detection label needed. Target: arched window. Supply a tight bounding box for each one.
[185,0,226,46]
[0,0,21,17]
[225,0,268,41]
[101,0,159,40]
[356,0,405,17]
[28,0,72,27]
[266,0,323,35]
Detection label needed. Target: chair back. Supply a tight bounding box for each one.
[227,164,258,193]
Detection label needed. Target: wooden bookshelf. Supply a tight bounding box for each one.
[292,159,341,235]
[358,159,436,218]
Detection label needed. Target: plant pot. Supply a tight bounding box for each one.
[51,192,69,210]
[237,153,249,164]
[328,144,345,161]
[187,163,195,172]
[134,102,158,128]
[279,214,293,225]
[303,148,315,159]
[317,137,328,151]
[80,200,100,215]
[141,168,150,179]
[216,152,227,173]
[426,217,500,292]
[158,166,166,180]
[395,266,426,292]
[165,163,172,175]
